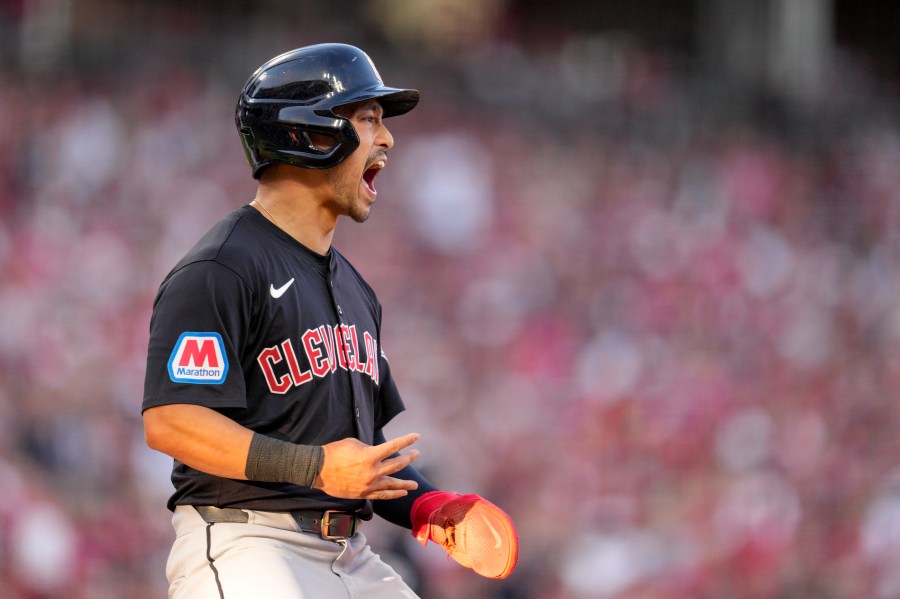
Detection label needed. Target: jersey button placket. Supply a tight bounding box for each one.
[329,276,362,428]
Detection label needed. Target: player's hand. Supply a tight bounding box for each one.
[314,433,420,500]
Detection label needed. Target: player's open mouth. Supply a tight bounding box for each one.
[363,160,385,195]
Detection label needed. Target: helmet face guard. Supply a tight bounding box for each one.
[235,43,420,177]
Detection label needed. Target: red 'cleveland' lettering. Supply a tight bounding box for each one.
[282,339,312,386]
[257,323,380,393]
[303,328,329,377]
[257,346,291,394]
[334,325,348,370]
[363,331,377,380]
[180,339,220,368]
[318,325,337,373]
[335,325,348,370]
[347,325,360,372]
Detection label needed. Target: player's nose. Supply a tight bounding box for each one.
[377,122,394,150]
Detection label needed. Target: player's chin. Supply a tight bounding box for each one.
[348,199,372,223]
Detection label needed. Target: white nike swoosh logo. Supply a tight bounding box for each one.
[481,514,503,549]
[269,278,295,299]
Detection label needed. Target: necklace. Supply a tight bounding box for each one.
[252,198,278,228]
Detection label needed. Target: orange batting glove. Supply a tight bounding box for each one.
[410,491,519,579]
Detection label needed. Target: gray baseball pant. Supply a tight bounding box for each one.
[166,505,420,599]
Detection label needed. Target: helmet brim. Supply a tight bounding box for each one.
[332,87,420,118]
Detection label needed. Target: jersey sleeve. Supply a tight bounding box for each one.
[373,300,405,430]
[142,260,252,412]
[374,353,405,430]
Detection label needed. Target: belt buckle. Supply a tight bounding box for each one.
[321,510,357,539]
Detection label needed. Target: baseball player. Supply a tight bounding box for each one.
[142,43,518,599]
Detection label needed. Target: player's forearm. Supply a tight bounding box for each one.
[143,405,415,496]
[372,462,438,528]
[143,403,254,479]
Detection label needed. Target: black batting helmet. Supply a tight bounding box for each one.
[235,43,419,178]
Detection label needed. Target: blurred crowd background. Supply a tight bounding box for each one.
[1,0,899,598]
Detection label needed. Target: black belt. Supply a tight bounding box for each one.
[194,506,359,540]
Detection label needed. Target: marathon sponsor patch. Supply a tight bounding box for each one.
[168,332,228,384]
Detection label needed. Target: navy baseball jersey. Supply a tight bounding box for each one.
[142,205,405,517]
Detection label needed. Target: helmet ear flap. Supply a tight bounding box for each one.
[237,127,261,174]
[237,108,357,177]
